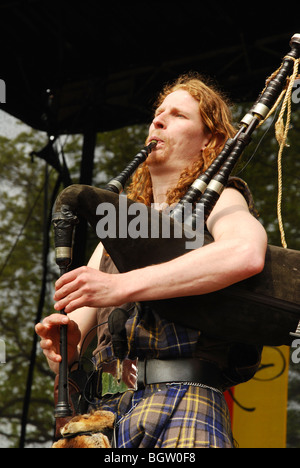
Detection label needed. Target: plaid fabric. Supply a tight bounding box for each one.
[92,383,234,448]
[126,305,201,360]
[93,305,201,367]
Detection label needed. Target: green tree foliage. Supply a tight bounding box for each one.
[94,124,149,184]
[0,130,56,446]
[0,129,85,447]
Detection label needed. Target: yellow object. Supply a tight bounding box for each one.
[228,346,289,448]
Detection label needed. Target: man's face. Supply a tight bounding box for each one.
[147,89,211,172]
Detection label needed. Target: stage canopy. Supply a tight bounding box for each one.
[0,1,298,136]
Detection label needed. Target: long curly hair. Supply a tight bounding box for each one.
[127,73,236,206]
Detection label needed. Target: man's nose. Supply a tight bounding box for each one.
[152,113,166,129]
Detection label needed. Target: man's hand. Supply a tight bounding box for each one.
[53,266,125,314]
[35,314,81,373]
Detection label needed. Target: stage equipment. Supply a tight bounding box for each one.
[51,35,300,417]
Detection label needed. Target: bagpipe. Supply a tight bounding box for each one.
[52,34,300,419]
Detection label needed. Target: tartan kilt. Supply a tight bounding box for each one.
[93,383,234,449]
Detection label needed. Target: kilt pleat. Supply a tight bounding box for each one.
[93,383,234,448]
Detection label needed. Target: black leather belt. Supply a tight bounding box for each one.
[136,358,223,391]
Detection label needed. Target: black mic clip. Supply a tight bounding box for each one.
[108,308,130,383]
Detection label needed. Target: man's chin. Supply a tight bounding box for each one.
[147,149,168,167]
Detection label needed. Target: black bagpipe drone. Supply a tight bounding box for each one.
[52,34,300,418]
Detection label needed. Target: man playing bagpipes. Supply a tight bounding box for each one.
[36,73,269,448]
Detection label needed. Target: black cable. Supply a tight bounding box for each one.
[76,305,136,407]
[77,304,136,368]
[78,320,109,368]
[236,107,279,177]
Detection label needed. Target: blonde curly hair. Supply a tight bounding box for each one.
[127,73,236,206]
